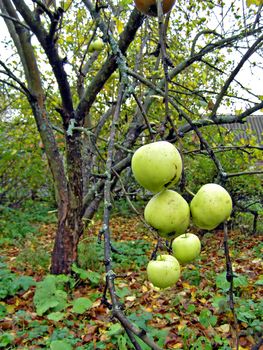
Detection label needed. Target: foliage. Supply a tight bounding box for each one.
[0,116,53,205]
[0,260,35,300]
[0,200,56,242]
[33,275,69,316]
[78,235,151,272]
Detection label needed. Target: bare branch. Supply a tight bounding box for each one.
[210,33,263,118]
[0,11,30,30]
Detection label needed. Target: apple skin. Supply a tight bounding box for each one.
[131,141,182,193]
[147,255,180,288]
[134,0,175,16]
[172,233,201,264]
[190,183,232,230]
[88,39,104,52]
[144,190,190,238]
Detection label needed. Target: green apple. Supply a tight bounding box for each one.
[144,189,190,238]
[147,255,180,288]
[131,141,182,193]
[172,233,201,264]
[88,38,104,52]
[190,183,232,230]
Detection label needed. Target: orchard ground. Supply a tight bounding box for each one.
[0,207,262,350]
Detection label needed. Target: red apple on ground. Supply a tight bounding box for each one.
[144,189,190,238]
[131,141,182,193]
[172,233,201,264]
[190,183,232,230]
[147,255,180,288]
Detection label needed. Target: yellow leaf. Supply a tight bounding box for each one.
[182,282,191,289]
[199,298,207,304]
[246,0,263,6]
[178,320,188,331]
[126,296,136,302]
[145,307,153,312]
[115,19,124,34]
[172,343,183,348]
[216,324,230,333]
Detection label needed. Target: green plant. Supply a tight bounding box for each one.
[181,267,201,286]
[198,309,217,328]
[0,261,35,300]
[0,333,14,348]
[0,200,56,240]
[77,238,104,272]
[47,327,81,348]
[78,237,151,272]
[216,271,249,295]
[33,275,69,316]
[71,263,102,287]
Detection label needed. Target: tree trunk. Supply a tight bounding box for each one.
[51,132,84,274]
[51,205,84,274]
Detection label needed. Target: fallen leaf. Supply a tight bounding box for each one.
[216,324,230,333]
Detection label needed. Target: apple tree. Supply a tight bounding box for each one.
[0,0,263,347]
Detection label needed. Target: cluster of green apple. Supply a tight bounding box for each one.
[131,141,233,289]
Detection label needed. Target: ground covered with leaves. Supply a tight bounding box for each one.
[0,211,262,350]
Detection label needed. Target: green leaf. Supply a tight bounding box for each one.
[14,275,36,291]
[117,335,128,350]
[199,309,217,328]
[254,276,263,286]
[50,340,73,350]
[33,275,68,316]
[86,270,101,286]
[47,312,66,322]
[72,263,90,279]
[71,297,93,314]
[0,333,14,348]
[107,323,123,336]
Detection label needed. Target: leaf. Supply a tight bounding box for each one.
[246,0,263,6]
[216,324,230,333]
[254,276,263,285]
[47,312,66,322]
[115,18,124,34]
[50,340,73,350]
[14,276,35,291]
[107,323,123,336]
[72,264,90,279]
[86,270,101,286]
[33,275,68,316]
[71,297,93,314]
[0,333,14,347]
[199,309,217,328]
[117,335,128,350]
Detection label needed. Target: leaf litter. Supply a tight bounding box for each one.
[0,216,262,349]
